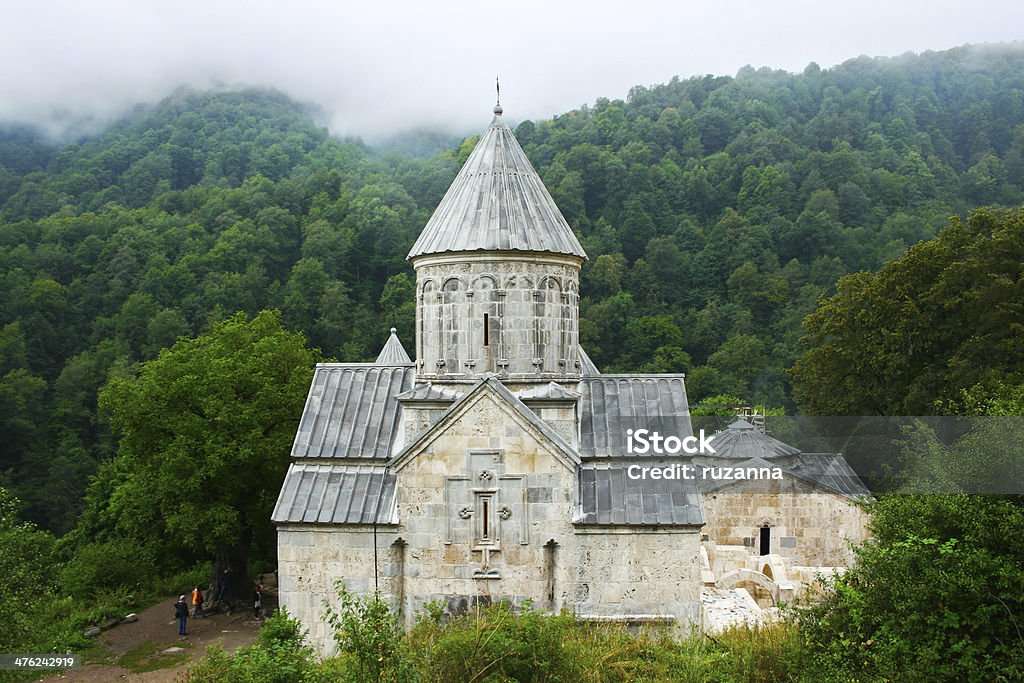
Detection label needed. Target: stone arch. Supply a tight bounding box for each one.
[440,278,464,373]
[538,277,564,373]
[761,556,787,582]
[473,274,499,371]
[718,569,778,606]
[538,275,563,292]
[473,274,497,290]
[420,280,439,367]
[442,276,465,294]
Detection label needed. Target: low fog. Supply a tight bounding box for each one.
[3,0,1023,140]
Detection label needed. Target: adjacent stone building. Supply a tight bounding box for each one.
[272,104,869,649]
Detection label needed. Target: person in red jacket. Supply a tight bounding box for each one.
[191,586,205,618]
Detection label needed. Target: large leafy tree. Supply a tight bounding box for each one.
[94,310,318,589]
[791,206,1024,415]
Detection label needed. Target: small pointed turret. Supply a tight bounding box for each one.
[375,328,412,365]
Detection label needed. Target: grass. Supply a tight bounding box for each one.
[117,640,192,673]
[182,602,812,682]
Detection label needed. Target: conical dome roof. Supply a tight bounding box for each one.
[408,106,587,261]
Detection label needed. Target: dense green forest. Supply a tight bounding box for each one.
[2,43,1024,538]
[1,42,1024,681]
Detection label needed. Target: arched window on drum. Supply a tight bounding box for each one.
[474,275,499,373]
[441,278,464,374]
[420,279,438,369]
[538,276,563,374]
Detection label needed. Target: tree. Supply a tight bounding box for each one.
[0,487,56,652]
[96,310,318,592]
[792,206,1024,415]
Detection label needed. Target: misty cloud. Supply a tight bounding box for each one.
[3,0,1023,139]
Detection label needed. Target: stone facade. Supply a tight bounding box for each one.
[390,385,579,622]
[276,378,705,651]
[272,105,869,651]
[572,528,702,623]
[700,481,870,567]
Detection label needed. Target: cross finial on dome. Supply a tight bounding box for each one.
[494,76,503,115]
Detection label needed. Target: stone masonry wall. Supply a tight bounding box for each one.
[395,390,578,624]
[700,479,869,567]
[569,528,703,627]
[277,526,403,651]
[414,255,581,381]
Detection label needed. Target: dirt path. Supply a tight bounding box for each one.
[38,591,275,683]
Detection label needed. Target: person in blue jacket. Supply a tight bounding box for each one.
[174,595,189,636]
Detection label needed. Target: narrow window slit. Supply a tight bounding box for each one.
[483,499,490,539]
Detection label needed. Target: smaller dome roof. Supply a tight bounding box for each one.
[706,418,801,460]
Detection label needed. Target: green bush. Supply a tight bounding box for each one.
[182,589,810,682]
[0,487,58,654]
[184,610,317,683]
[324,582,414,683]
[58,539,156,599]
[152,561,213,597]
[412,601,581,682]
[799,494,1024,682]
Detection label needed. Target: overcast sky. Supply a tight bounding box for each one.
[2,0,1023,140]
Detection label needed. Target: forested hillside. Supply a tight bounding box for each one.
[2,44,1024,533]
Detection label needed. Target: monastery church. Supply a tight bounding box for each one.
[272,103,870,649]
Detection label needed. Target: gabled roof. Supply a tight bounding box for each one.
[788,453,871,499]
[291,365,415,459]
[374,328,412,365]
[407,107,587,261]
[707,418,801,459]
[389,375,580,472]
[577,375,691,458]
[272,463,397,525]
[576,462,705,526]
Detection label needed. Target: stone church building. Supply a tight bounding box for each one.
[272,104,869,648]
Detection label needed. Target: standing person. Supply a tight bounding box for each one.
[174,595,189,636]
[191,586,204,618]
[217,568,230,603]
[253,584,263,619]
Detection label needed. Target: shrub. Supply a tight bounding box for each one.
[799,494,1024,681]
[183,609,317,683]
[324,582,414,683]
[413,601,581,682]
[58,539,156,599]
